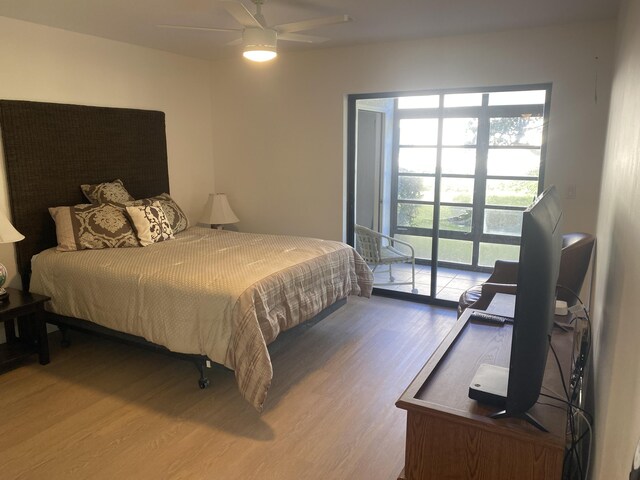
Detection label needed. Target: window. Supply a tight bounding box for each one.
[391,86,549,271]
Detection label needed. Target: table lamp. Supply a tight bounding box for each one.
[0,208,24,301]
[199,193,239,230]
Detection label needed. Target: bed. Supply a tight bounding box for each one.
[0,100,373,411]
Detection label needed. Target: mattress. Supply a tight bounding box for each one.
[30,227,373,411]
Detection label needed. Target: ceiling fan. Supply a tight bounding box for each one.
[158,0,352,62]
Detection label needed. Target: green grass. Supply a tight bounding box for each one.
[478,243,520,267]
[394,234,520,267]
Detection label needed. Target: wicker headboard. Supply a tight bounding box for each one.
[0,100,170,290]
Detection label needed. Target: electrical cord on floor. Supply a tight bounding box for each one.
[536,393,590,478]
[545,287,595,480]
[565,418,593,480]
[576,410,593,480]
[548,339,582,479]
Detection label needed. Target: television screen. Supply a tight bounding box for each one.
[469,186,563,430]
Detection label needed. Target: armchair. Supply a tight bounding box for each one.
[457,232,595,317]
[354,225,418,293]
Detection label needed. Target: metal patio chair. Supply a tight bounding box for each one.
[355,225,418,294]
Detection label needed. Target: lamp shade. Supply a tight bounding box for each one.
[0,209,24,243]
[199,194,239,226]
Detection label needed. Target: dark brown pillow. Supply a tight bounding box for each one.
[49,203,140,251]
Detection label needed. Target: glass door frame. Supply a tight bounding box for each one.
[346,83,552,305]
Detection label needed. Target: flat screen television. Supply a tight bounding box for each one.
[469,185,563,431]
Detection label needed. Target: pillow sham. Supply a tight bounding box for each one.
[126,193,189,234]
[125,201,175,246]
[81,179,135,205]
[49,203,140,251]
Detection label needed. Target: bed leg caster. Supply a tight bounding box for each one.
[197,360,210,389]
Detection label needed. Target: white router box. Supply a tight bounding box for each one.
[555,300,568,316]
[468,364,509,406]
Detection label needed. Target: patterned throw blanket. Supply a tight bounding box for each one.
[31,227,373,411]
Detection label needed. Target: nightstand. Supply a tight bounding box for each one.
[0,287,50,370]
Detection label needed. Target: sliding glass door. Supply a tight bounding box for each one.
[348,85,551,304]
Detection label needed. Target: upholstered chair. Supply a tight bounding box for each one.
[457,232,595,317]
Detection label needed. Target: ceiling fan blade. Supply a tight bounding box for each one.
[275,14,351,34]
[219,1,263,28]
[226,38,243,46]
[278,32,329,44]
[157,24,240,33]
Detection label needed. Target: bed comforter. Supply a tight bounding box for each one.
[30,227,373,411]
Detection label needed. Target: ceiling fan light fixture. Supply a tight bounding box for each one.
[242,28,277,62]
[243,48,277,62]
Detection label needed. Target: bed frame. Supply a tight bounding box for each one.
[0,99,346,390]
[0,100,221,385]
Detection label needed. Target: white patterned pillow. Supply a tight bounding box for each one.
[125,201,174,246]
[49,203,140,251]
[126,193,189,234]
[81,179,135,205]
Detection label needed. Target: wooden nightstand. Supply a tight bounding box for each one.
[0,287,50,370]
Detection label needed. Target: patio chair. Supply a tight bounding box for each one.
[354,225,418,293]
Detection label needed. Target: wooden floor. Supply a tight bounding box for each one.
[0,296,456,480]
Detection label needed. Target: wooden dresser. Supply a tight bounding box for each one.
[396,308,574,480]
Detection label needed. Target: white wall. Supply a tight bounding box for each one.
[592,0,640,477]
[211,21,615,242]
[0,16,216,292]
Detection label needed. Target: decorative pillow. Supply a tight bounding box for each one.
[126,193,189,234]
[125,201,175,246]
[49,203,140,251]
[81,179,135,205]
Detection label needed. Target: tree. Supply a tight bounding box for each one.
[490,115,541,146]
[397,176,425,227]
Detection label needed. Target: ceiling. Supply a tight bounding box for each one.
[0,0,621,61]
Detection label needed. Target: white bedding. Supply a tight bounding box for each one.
[30,227,373,411]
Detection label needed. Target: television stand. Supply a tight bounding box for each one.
[396,308,575,480]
